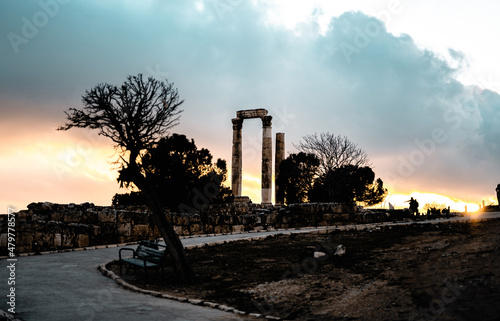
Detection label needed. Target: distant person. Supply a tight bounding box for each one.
[406,197,419,215]
[412,198,419,215]
[497,184,500,205]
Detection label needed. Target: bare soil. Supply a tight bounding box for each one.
[108,218,500,320]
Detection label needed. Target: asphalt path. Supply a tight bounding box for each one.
[1,211,499,321]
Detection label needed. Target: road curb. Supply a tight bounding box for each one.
[2,215,467,260]
[97,231,288,320]
[95,215,495,320]
[1,226,334,259]
[0,309,24,321]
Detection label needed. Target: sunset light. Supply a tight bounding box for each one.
[2,2,500,320]
[382,191,480,213]
[1,0,499,213]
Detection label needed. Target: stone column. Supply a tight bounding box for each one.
[231,118,243,197]
[275,133,285,205]
[261,116,273,204]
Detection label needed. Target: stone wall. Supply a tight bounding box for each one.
[0,201,396,255]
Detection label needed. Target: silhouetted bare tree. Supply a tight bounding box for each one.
[295,133,387,205]
[295,132,369,175]
[58,74,194,281]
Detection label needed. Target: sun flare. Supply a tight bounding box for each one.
[382,191,480,213]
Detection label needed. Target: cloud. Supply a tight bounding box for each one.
[0,2,498,207]
[307,11,500,201]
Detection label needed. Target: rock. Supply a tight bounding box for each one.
[335,244,346,256]
[42,202,53,210]
[314,251,327,259]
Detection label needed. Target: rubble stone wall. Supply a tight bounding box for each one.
[0,201,393,255]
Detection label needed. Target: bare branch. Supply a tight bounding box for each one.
[58,74,193,281]
[294,132,370,174]
[58,74,183,157]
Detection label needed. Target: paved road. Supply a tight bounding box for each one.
[1,211,499,321]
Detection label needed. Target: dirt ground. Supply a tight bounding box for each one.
[108,218,500,320]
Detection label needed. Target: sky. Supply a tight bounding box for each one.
[1,0,499,213]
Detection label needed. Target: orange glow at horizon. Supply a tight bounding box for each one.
[241,173,263,203]
[2,131,491,213]
[0,132,122,212]
[231,170,485,212]
[381,191,481,213]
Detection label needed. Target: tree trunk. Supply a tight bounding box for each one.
[141,184,194,282]
[128,154,194,282]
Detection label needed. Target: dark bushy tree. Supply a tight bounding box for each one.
[363,178,387,206]
[59,74,194,281]
[112,191,147,206]
[114,134,232,210]
[276,152,319,204]
[309,165,387,205]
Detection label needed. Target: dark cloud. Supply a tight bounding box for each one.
[0,2,498,207]
[308,12,500,199]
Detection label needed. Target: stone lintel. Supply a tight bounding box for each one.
[236,109,268,119]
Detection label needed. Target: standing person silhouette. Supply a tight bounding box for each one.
[496,184,500,206]
[406,197,419,215]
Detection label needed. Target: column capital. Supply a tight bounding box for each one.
[232,118,243,130]
[261,115,272,127]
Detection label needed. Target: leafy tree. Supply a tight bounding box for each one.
[276,152,319,204]
[58,74,194,281]
[114,134,232,210]
[112,191,147,206]
[309,165,387,206]
[363,178,387,206]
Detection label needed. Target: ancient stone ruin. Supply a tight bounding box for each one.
[231,109,285,205]
[275,132,285,205]
[0,201,363,255]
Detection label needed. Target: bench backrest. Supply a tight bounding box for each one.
[135,244,166,264]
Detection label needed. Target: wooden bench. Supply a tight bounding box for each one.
[119,240,168,279]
